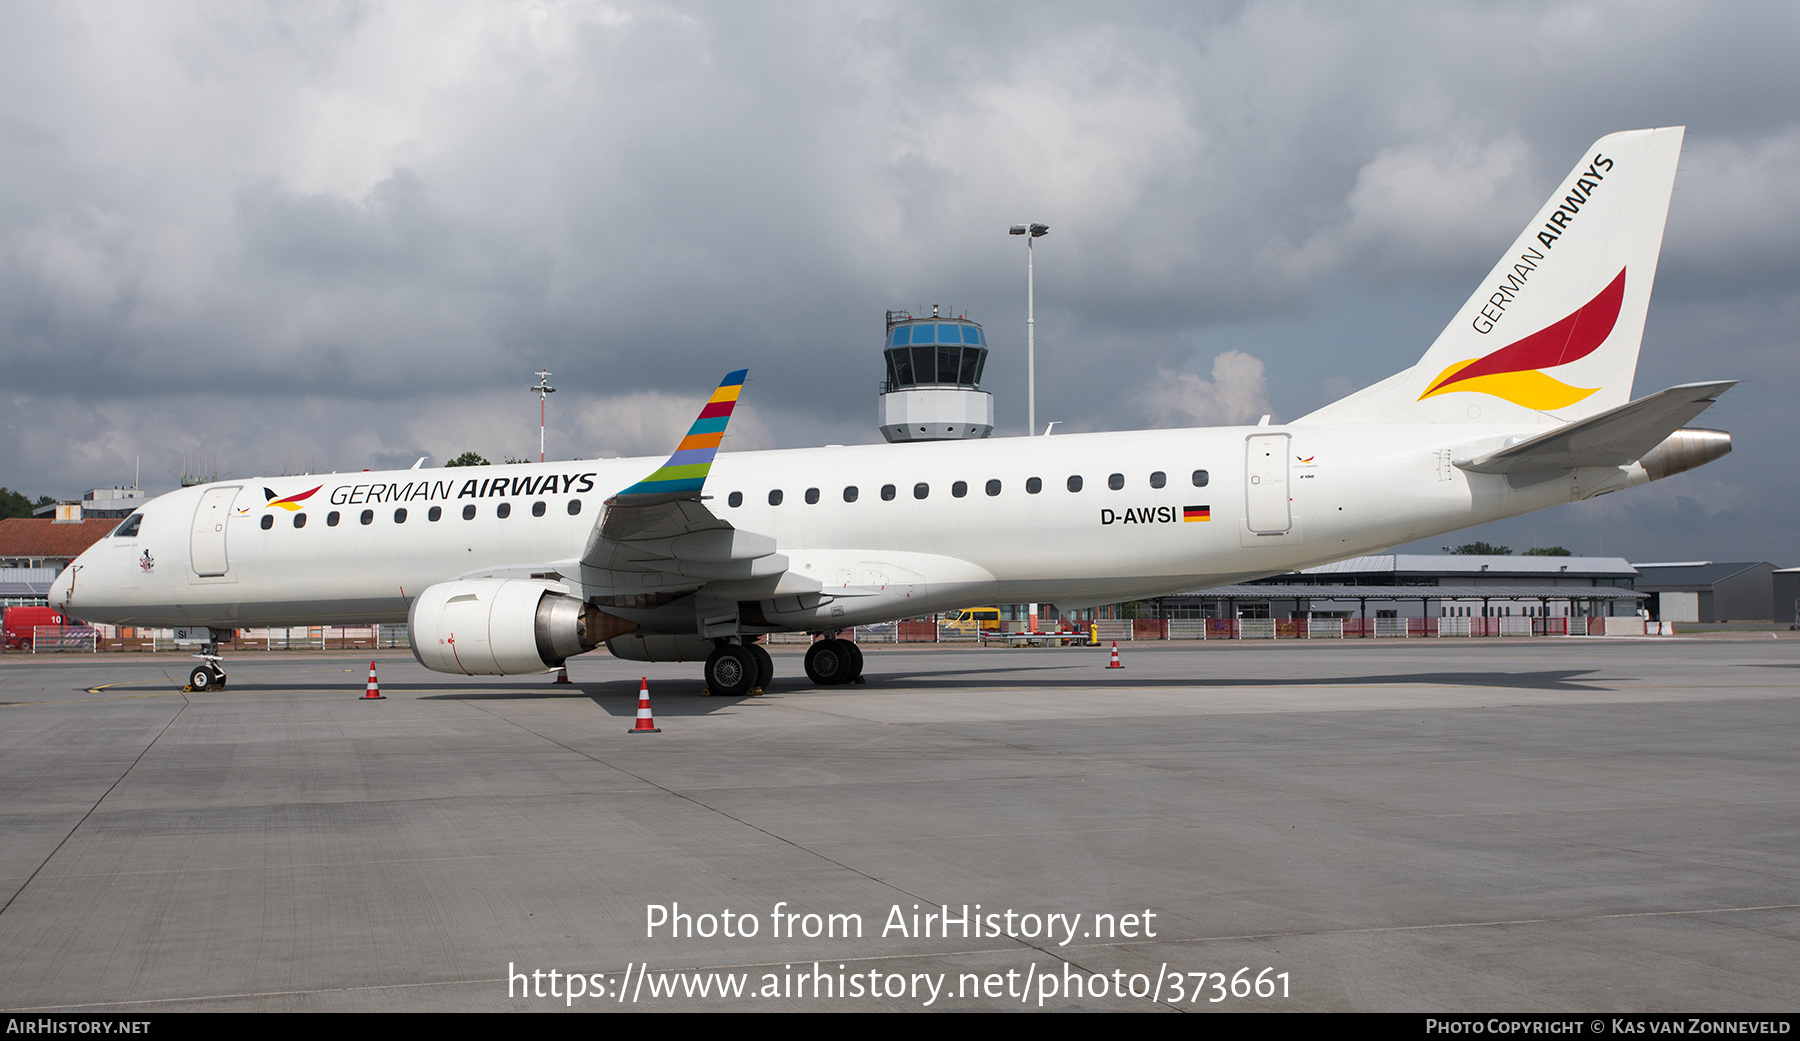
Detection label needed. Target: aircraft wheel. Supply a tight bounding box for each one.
[842,640,864,681]
[749,644,773,692]
[803,639,851,686]
[704,644,757,698]
[189,667,214,691]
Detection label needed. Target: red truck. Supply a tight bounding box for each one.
[3,606,69,650]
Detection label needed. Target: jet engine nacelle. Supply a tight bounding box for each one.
[410,579,605,675]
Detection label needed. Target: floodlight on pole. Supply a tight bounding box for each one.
[530,370,556,462]
[1008,222,1049,436]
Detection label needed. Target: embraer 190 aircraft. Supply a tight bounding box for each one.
[53,128,1732,696]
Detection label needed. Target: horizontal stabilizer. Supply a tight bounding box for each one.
[1456,381,1735,474]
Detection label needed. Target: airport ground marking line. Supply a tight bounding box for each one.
[0,690,189,918]
[452,696,1104,982]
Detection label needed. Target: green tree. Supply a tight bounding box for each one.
[1451,541,1511,555]
[1522,546,1573,557]
[0,488,52,520]
[445,452,490,467]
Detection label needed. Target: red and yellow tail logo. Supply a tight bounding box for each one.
[264,485,322,512]
[1420,268,1625,410]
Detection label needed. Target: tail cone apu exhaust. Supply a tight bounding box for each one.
[1640,428,1731,482]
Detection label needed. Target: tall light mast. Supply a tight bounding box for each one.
[530,370,555,462]
[1008,222,1049,435]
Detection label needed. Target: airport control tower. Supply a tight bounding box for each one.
[878,307,995,442]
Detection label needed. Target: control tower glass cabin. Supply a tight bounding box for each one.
[878,310,995,442]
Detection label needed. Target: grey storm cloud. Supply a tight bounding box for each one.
[0,0,1795,562]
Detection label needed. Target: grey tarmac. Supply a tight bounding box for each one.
[0,638,1794,1011]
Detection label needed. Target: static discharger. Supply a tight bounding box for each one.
[1107,642,1123,669]
[361,660,385,700]
[629,677,661,734]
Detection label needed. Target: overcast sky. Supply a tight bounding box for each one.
[1,1,1794,563]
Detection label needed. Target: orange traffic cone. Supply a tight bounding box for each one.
[1106,641,1123,669]
[361,660,386,699]
[554,665,570,684]
[628,677,661,734]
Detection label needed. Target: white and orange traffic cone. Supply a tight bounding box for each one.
[361,660,386,699]
[1106,641,1123,669]
[554,664,570,684]
[628,677,661,734]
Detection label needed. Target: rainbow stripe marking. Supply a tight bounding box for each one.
[1183,505,1210,522]
[613,370,747,504]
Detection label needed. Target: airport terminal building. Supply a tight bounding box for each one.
[1152,554,1647,622]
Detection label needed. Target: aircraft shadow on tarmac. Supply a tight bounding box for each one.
[413,665,1617,717]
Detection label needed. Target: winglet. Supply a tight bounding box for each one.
[610,369,748,505]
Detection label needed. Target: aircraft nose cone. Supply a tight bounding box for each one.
[48,566,75,608]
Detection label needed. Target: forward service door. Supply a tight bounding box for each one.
[1244,434,1291,534]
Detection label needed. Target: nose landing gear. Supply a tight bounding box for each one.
[184,634,228,691]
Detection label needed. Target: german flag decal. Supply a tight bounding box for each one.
[1183,505,1211,522]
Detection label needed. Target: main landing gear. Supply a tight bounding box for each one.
[702,640,775,698]
[803,636,864,686]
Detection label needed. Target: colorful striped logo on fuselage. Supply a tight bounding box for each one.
[1183,505,1210,522]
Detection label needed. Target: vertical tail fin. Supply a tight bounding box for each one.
[1301,127,1685,426]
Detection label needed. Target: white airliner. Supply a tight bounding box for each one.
[53,127,1733,695]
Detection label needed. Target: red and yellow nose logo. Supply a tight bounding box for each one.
[265,485,322,512]
[1420,268,1625,410]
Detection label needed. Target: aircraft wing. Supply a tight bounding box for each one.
[1456,380,1736,475]
[579,370,791,593]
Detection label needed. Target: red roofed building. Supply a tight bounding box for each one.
[0,518,118,570]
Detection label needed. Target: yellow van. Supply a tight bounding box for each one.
[942,607,1005,634]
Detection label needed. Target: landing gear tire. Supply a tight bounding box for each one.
[804,639,853,686]
[704,644,757,698]
[842,640,864,682]
[749,644,773,693]
[189,666,218,691]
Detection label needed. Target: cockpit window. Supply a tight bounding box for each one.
[112,513,143,538]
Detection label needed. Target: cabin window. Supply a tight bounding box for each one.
[1026,477,1042,494]
[952,481,968,498]
[360,510,374,525]
[429,506,442,522]
[769,489,783,506]
[843,486,858,502]
[327,511,341,527]
[805,487,820,504]
[531,501,546,517]
[1192,469,1209,487]
[463,504,477,520]
[261,515,273,530]
[112,514,143,538]
[881,484,896,501]
[294,514,307,528]
[914,483,929,499]
[728,491,743,508]
[1067,475,1083,493]
[497,503,511,519]
[567,499,581,516]
[1108,473,1124,490]
[986,479,1001,496]
[394,508,407,523]
[1149,471,1166,489]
